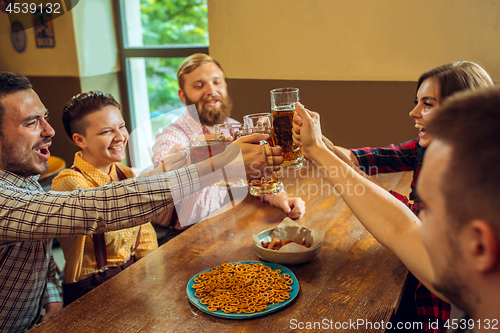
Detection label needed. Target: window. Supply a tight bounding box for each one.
[116,0,208,171]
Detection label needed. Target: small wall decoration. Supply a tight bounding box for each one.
[32,10,55,48]
[10,21,27,53]
[0,0,15,13]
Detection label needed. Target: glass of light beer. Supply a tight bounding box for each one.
[270,87,304,168]
[243,112,273,130]
[212,123,248,188]
[214,123,246,141]
[241,118,282,196]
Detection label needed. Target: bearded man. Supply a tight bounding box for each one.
[152,54,305,239]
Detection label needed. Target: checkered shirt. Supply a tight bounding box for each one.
[351,138,423,203]
[51,152,158,284]
[0,165,200,332]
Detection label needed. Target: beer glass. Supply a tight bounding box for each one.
[243,112,277,154]
[189,133,226,164]
[242,124,282,196]
[270,87,304,168]
[212,124,248,188]
[243,112,273,130]
[214,123,246,141]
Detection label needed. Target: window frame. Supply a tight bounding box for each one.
[114,0,209,166]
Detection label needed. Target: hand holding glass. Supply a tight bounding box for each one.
[189,134,226,164]
[242,114,282,196]
[212,124,247,188]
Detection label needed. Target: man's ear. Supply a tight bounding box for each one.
[72,133,86,150]
[467,220,499,273]
[178,89,186,105]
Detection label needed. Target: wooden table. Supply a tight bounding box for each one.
[29,162,412,333]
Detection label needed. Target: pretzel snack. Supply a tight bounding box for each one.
[191,262,293,314]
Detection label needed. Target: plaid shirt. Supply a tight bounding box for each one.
[51,152,158,284]
[152,111,239,228]
[351,138,422,202]
[351,138,450,333]
[0,165,200,332]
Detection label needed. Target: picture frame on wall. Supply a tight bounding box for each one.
[0,0,15,13]
[32,10,55,48]
[10,21,27,53]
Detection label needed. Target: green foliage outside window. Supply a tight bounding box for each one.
[140,0,208,120]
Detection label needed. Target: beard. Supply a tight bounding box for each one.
[431,236,477,317]
[0,137,50,178]
[184,92,233,127]
[432,269,475,317]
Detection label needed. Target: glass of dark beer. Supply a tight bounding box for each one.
[189,133,226,164]
[270,87,304,168]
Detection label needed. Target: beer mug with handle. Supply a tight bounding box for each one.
[242,114,282,196]
[212,123,247,188]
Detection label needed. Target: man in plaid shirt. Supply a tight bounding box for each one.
[0,72,282,332]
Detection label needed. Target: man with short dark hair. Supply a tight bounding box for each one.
[294,86,500,332]
[0,71,282,332]
[0,73,64,331]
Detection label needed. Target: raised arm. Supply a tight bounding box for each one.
[293,112,374,182]
[320,135,359,166]
[292,102,447,301]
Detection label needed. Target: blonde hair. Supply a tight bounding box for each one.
[177,53,224,90]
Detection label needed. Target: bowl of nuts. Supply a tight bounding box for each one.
[252,219,324,265]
